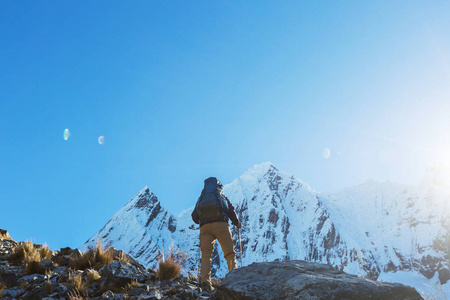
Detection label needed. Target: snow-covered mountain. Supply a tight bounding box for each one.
[85,162,450,294]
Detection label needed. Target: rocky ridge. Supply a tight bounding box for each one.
[0,230,208,300]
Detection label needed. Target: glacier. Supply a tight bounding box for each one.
[85,162,450,295]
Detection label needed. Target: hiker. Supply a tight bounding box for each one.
[191,177,241,293]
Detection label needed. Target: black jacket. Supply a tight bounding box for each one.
[191,195,240,227]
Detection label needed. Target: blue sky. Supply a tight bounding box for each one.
[1,1,450,250]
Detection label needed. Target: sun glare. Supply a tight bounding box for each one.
[427,163,450,189]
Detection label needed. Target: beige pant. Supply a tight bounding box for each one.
[200,222,237,284]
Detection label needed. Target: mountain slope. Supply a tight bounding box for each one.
[86,187,177,265]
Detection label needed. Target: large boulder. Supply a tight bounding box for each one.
[99,261,151,286]
[214,260,422,300]
[0,272,18,287]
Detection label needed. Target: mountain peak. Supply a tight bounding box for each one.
[244,162,278,177]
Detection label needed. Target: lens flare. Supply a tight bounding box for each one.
[98,136,105,145]
[322,148,331,159]
[63,129,70,141]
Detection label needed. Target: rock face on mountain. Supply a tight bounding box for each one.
[86,187,178,267]
[214,260,422,300]
[86,162,450,294]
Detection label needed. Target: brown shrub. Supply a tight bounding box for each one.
[39,244,53,260]
[0,231,12,241]
[156,242,187,280]
[67,289,88,300]
[7,240,35,264]
[68,273,86,294]
[69,240,114,270]
[24,247,45,275]
[85,269,101,284]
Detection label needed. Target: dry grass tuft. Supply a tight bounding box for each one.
[6,240,52,275]
[69,240,114,270]
[24,251,45,275]
[116,251,131,263]
[420,281,448,300]
[122,279,141,292]
[186,271,199,283]
[0,231,12,241]
[85,269,101,284]
[7,240,53,274]
[7,240,35,264]
[68,272,87,294]
[67,289,88,300]
[157,242,188,280]
[39,244,53,259]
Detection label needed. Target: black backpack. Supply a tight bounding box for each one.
[196,177,229,222]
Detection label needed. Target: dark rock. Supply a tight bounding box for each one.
[128,286,149,296]
[1,288,25,298]
[146,268,157,281]
[53,284,68,295]
[419,255,440,279]
[177,289,197,299]
[58,247,74,256]
[52,266,67,275]
[0,272,18,287]
[39,258,54,269]
[22,286,49,300]
[0,237,17,257]
[18,274,46,285]
[69,248,83,259]
[215,260,422,300]
[438,268,450,284]
[100,261,151,287]
[101,290,114,298]
[160,279,173,286]
[51,254,69,266]
[111,247,146,270]
[137,290,163,299]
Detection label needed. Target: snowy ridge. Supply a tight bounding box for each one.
[86,187,177,265]
[85,162,450,294]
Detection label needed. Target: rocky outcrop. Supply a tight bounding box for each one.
[0,229,12,240]
[214,260,422,300]
[0,229,16,257]
[0,237,208,300]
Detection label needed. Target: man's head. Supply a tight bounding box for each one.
[204,177,223,189]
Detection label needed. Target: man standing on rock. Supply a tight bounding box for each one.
[191,177,241,293]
